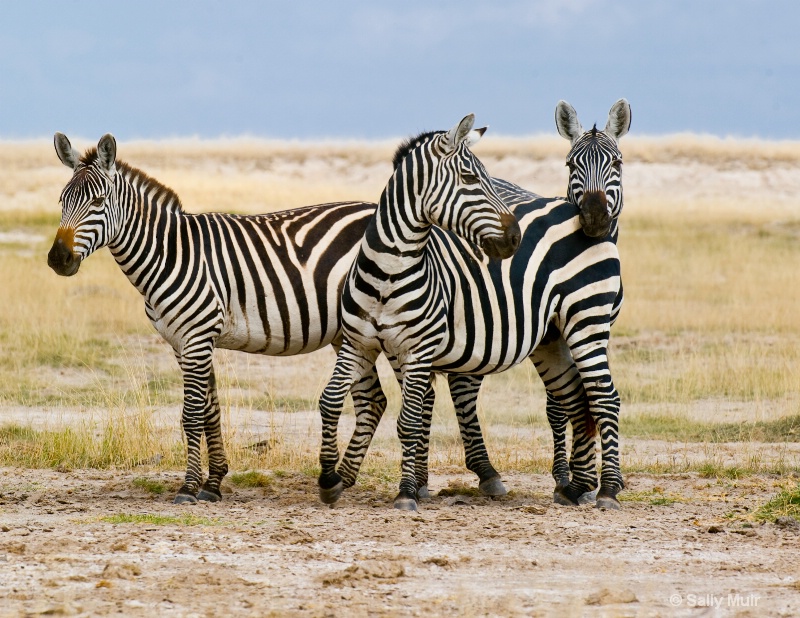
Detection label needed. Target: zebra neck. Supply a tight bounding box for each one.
[364,180,431,275]
[610,222,619,243]
[106,166,186,293]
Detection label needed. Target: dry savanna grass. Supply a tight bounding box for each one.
[1,135,800,492]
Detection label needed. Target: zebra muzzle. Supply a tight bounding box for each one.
[481,213,521,260]
[47,236,81,277]
[579,191,612,238]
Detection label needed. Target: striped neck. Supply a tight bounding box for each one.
[106,163,185,290]
[362,159,433,275]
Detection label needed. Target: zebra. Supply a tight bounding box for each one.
[48,132,395,504]
[328,99,631,509]
[317,113,522,511]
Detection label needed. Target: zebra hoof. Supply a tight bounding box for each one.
[173,492,198,505]
[553,490,579,506]
[197,488,222,502]
[393,494,419,512]
[319,481,344,505]
[577,489,598,505]
[416,484,431,500]
[595,489,622,510]
[554,483,589,506]
[478,476,508,497]
[595,496,621,510]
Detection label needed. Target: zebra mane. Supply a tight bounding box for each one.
[391,130,442,169]
[79,148,185,212]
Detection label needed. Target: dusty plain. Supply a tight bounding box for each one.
[1,134,800,616]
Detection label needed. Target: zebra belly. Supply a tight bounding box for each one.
[216,311,337,356]
[433,333,536,375]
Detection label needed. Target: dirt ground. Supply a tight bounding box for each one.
[1,466,799,617]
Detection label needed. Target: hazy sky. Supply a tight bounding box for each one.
[1,1,797,140]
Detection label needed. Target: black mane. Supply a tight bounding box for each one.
[79,147,184,212]
[79,147,100,167]
[391,130,442,169]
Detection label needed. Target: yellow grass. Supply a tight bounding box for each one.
[1,135,799,478]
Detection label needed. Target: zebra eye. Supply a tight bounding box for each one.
[91,195,106,205]
[462,173,480,185]
[566,160,576,172]
[611,159,622,169]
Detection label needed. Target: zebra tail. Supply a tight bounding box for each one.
[583,401,597,438]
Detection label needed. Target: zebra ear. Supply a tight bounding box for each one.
[555,101,583,145]
[604,99,631,142]
[54,133,80,170]
[97,134,117,177]
[444,113,476,152]
[465,126,487,148]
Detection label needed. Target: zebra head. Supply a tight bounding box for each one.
[399,114,520,260]
[48,133,120,276]
[556,99,631,238]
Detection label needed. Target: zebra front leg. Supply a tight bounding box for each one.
[530,337,597,505]
[413,380,435,499]
[336,367,388,489]
[197,368,229,502]
[567,335,623,509]
[174,346,215,504]
[592,382,622,510]
[318,342,379,504]
[447,374,506,496]
[393,365,432,511]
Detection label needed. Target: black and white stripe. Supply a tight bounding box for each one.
[316,114,521,511]
[48,133,391,504]
[333,100,631,509]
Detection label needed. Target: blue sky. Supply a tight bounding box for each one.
[1,1,797,140]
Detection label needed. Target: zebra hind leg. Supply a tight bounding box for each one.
[197,369,228,502]
[448,374,506,497]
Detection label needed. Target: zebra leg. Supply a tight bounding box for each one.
[447,375,506,496]
[393,365,432,512]
[197,368,228,502]
[530,336,597,504]
[564,332,623,510]
[318,342,379,504]
[174,345,215,504]
[413,380,435,499]
[335,366,388,489]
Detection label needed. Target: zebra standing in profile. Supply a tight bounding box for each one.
[48,133,394,504]
[317,113,521,511]
[329,100,631,509]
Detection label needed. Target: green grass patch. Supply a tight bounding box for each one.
[620,487,682,505]
[132,477,168,495]
[753,484,800,522]
[705,415,800,442]
[228,470,272,488]
[623,414,800,443]
[99,513,221,526]
[237,394,318,413]
[0,422,184,470]
[698,462,750,480]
